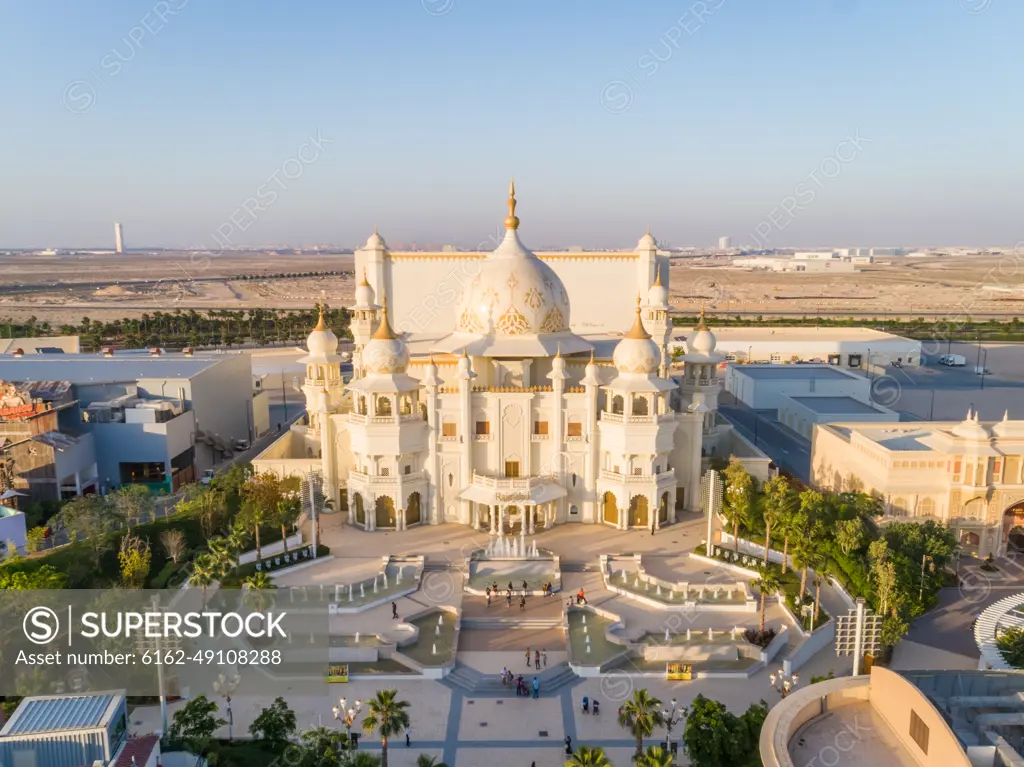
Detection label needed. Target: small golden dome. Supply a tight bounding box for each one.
[371,295,399,341]
[624,295,652,340]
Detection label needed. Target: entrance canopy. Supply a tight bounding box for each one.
[459,473,567,506]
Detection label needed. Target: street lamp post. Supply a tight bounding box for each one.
[212,673,240,740]
[769,669,799,699]
[661,698,688,752]
[332,697,362,750]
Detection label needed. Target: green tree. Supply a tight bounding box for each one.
[753,566,781,633]
[836,517,867,556]
[249,696,297,750]
[0,564,67,590]
[110,484,153,530]
[764,476,799,573]
[616,688,664,760]
[295,726,347,767]
[722,458,755,552]
[996,628,1024,668]
[239,472,283,561]
[683,695,736,767]
[54,495,118,568]
[274,496,300,553]
[167,695,225,751]
[244,571,277,613]
[189,554,217,606]
[416,757,450,767]
[362,689,411,767]
[636,745,673,767]
[25,526,48,554]
[565,745,612,766]
[117,532,152,587]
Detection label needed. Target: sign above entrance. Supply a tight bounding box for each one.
[495,492,530,503]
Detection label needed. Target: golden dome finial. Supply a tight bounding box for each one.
[589,347,595,364]
[504,177,520,230]
[653,265,663,287]
[461,346,469,359]
[625,295,651,340]
[313,297,327,332]
[371,294,399,340]
[359,267,370,287]
[696,301,708,331]
[555,342,562,359]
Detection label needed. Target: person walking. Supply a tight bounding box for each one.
[519,595,526,612]
[506,591,512,608]
[651,519,656,536]
[522,579,528,592]
[405,724,411,747]
[392,601,398,619]
[525,647,531,667]
[486,586,491,607]
[532,676,539,699]
[541,649,547,667]
[501,666,509,686]
[534,649,540,669]
[507,581,514,592]
[564,735,573,756]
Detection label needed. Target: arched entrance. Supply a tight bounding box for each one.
[659,492,670,524]
[354,494,366,526]
[375,496,396,528]
[603,492,618,525]
[406,492,422,526]
[1003,501,1024,554]
[506,505,521,535]
[628,495,649,528]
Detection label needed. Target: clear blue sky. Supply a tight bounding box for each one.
[1,0,1020,250]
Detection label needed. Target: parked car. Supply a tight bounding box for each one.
[200,469,216,485]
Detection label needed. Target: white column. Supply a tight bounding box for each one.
[584,383,600,524]
[852,598,866,676]
[491,506,497,535]
[424,383,440,525]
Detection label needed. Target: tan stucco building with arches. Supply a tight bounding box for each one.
[811,412,1024,558]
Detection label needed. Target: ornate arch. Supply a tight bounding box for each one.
[353,493,366,526]
[628,494,651,528]
[375,495,397,528]
[405,491,422,526]
[602,490,619,525]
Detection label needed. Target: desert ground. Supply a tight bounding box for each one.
[1,250,1023,325]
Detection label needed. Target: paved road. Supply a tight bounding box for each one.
[719,404,811,480]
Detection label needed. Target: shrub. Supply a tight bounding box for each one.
[744,628,777,648]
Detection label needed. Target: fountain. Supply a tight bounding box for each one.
[621,569,627,583]
[732,627,739,640]
[656,585,662,596]
[355,632,360,643]
[432,643,437,655]
[383,572,388,588]
[531,540,539,558]
[686,629,691,641]
[320,584,324,599]
[664,628,670,642]
[435,625,440,636]
[708,628,714,640]
[360,583,365,598]
[373,578,379,594]
[669,591,674,600]
[348,585,354,603]
[334,585,340,602]
[634,577,640,588]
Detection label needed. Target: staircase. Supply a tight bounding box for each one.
[460,614,563,630]
[560,562,600,573]
[444,662,579,695]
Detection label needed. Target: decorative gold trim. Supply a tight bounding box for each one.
[505,178,520,230]
[624,295,652,340]
[496,303,530,335]
[539,306,565,333]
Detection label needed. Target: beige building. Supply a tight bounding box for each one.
[811,412,1024,558]
[759,667,1024,767]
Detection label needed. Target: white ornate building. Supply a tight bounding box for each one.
[254,184,759,538]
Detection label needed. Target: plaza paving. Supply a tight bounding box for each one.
[129,515,859,765]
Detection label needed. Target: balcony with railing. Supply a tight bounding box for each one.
[599,468,676,485]
[349,469,425,486]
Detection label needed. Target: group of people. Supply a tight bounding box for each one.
[524,646,547,669]
[500,667,540,698]
[486,580,550,612]
[580,695,600,715]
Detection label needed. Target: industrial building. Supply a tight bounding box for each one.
[0,350,268,496]
[673,326,923,369]
[725,364,875,410]
[0,692,161,767]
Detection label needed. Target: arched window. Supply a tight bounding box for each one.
[632,396,648,416]
[612,395,624,415]
[917,498,935,517]
[357,396,367,415]
[376,396,392,416]
[400,396,412,416]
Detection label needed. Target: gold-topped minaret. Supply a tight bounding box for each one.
[360,267,370,287]
[653,265,663,287]
[313,297,327,332]
[504,178,520,230]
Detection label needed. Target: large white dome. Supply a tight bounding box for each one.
[685,306,717,355]
[455,229,570,336]
[454,182,570,337]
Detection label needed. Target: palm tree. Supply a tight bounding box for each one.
[350,754,382,767]
[617,688,664,760]
[244,572,277,613]
[189,554,216,606]
[565,745,612,766]
[415,756,450,767]
[762,475,797,569]
[753,566,781,633]
[362,689,410,767]
[635,745,673,767]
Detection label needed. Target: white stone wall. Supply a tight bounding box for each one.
[356,250,666,336]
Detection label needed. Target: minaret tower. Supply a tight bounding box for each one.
[350,268,380,378]
[645,264,672,376]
